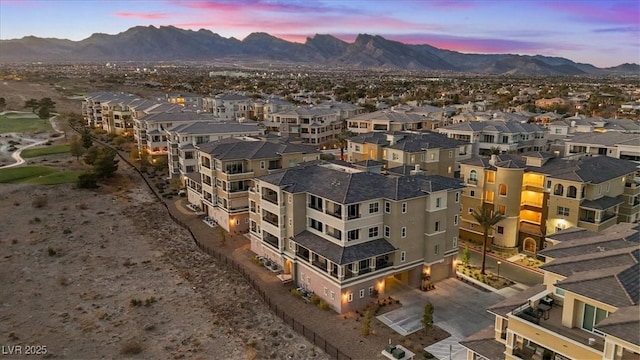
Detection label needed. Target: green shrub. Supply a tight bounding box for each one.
[290,289,302,298]
[317,301,329,310]
[310,295,321,305]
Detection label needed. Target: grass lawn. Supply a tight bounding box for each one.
[0,166,82,185]
[0,113,52,133]
[21,144,70,158]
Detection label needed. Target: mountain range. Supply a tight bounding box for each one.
[1,25,638,76]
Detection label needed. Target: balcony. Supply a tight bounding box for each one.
[311,257,328,272]
[263,232,279,250]
[325,209,342,219]
[262,192,278,205]
[511,303,604,355]
[262,213,279,227]
[578,211,617,224]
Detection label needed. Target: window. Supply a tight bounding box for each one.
[497,226,504,234]
[469,170,478,182]
[260,161,265,169]
[184,151,194,159]
[499,184,507,196]
[369,202,379,213]
[289,239,294,250]
[557,206,569,216]
[468,208,474,214]
[470,190,475,197]
[435,221,441,232]
[454,215,459,225]
[554,184,564,196]
[434,244,440,255]
[546,180,552,190]
[384,225,390,237]
[436,198,442,208]
[348,293,353,302]
[236,219,240,225]
[455,192,460,203]
[402,203,407,213]
[368,287,374,295]
[605,182,610,192]
[453,236,458,248]
[567,186,577,198]
[368,227,379,238]
[400,251,406,262]
[392,153,399,161]
[498,205,506,215]
[449,151,453,158]
[359,289,365,298]
[289,218,292,227]
[430,153,436,160]
[309,218,323,232]
[486,171,495,183]
[401,227,407,238]
[330,291,335,301]
[582,304,608,332]
[347,204,360,219]
[288,195,292,204]
[384,201,391,213]
[347,229,360,241]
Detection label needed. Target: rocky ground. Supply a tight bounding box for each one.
[0,157,327,360]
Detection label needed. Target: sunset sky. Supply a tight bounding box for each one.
[1,0,638,67]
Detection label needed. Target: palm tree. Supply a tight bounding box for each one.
[333,128,353,161]
[471,207,505,275]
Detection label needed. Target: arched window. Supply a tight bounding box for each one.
[469,170,477,181]
[567,186,577,198]
[499,184,507,196]
[553,184,564,196]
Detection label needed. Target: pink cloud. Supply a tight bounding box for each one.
[430,0,478,9]
[114,11,170,20]
[172,0,339,14]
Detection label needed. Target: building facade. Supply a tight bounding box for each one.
[248,162,464,313]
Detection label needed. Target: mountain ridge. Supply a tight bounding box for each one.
[1,26,638,75]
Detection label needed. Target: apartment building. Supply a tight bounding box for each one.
[459,153,639,254]
[134,111,215,157]
[202,94,253,120]
[460,222,639,360]
[165,121,265,178]
[347,131,471,177]
[564,132,640,161]
[438,120,547,156]
[166,93,203,109]
[346,110,441,134]
[262,106,342,145]
[82,92,139,130]
[251,98,293,120]
[188,138,320,234]
[248,162,464,313]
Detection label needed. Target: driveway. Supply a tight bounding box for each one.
[378,278,505,359]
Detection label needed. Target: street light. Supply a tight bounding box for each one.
[497,261,501,281]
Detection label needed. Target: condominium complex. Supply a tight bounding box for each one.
[247,162,464,313]
[437,120,547,156]
[461,222,639,360]
[166,121,265,178]
[262,106,346,145]
[563,132,640,161]
[347,131,470,177]
[347,110,443,134]
[459,153,639,254]
[186,138,321,234]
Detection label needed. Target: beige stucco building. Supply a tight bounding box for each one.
[461,222,639,360]
[459,153,639,254]
[247,162,464,313]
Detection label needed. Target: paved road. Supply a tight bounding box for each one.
[465,249,544,286]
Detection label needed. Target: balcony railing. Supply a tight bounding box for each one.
[262,194,278,205]
[262,215,279,227]
[325,209,342,219]
[311,259,328,272]
[466,179,478,185]
[263,233,279,249]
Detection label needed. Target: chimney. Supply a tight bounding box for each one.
[489,154,498,166]
[410,164,424,175]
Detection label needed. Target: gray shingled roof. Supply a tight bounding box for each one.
[258,163,463,204]
[540,247,639,277]
[294,230,396,265]
[348,110,426,123]
[580,196,624,210]
[487,284,547,317]
[169,121,262,135]
[556,265,638,307]
[459,326,506,360]
[595,305,640,346]
[387,132,467,151]
[440,120,545,133]
[461,153,638,183]
[566,132,640,147]
[196,138,317,160]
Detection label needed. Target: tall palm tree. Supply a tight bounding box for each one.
[471,207,505,275]
[334,128,353,161]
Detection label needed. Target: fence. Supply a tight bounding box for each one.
[72,126,351,360]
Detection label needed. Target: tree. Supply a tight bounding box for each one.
[0,97,6,111]
[81,127,93,149]
[39,97,56,109]
[93,148,119,179]
[69,136,84,162]
[24,99,39,113]
[422,302,434,334]
[76,172,98,189]
[83,145,99,165]
[38,105,51,121]
[361,310,371,336]
[461,244,470,268]
[333,129,353,161]
[471,207,505,275]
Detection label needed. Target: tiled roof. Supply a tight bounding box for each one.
[580,196,623,210]
[459,326,506,360]
[386,165,424,176]
[556,265,637,307]
[196,138,318,160]
[387,132,467,151]
[169,121,263,135]
[257,163,463,204]
[440,120,545,133]
[566,132,640,147]
[540,246,639,277]
[352,160,384,167]
[348,110,426,123]
[595,305,640,346]
[543,227,597,243]
[293,230,396,265]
